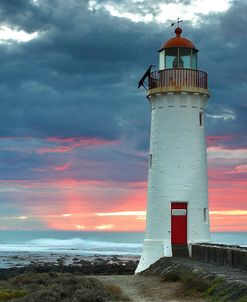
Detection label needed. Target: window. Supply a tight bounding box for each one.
[199,112,203,126]
[203,208,208,223]
[149,154,153,169]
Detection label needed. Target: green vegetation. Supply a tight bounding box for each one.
[103,283,130,301]
[0,272,130,302]
[236,298,247,302]
[204,277,224,296]
[0,289,28,301]
[203,277,247,302]
[161,272,181,282]
[182,273,210,294]
[162,271,210,297]
[162,272,247,302]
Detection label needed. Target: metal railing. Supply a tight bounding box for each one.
[148,68,208,90]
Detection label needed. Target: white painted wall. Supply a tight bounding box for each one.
[136,91,210,273]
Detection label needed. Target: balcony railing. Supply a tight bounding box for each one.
[148,68,208,90]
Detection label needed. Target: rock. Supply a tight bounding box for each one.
[0,259,137,280]
[140,257,247,301]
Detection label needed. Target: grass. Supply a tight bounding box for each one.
[161,272,181,282]
[0,272,130,302]
[162,271,210,294]
[162,272,247,302]
[0,289,28,301]
[161,271,210,300]
[182,273,210,293]
[104,283,130,301]
[204,279,247,302]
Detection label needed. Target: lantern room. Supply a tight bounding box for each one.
[159,27,198,70]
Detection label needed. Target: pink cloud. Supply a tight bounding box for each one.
[207,142,247,185]
[31,164,72,172]
[47,137,118,148]
[0,178,107,189]
[207,146,247,155]
[209,184,247,213]
[53,163,71,171]
[225,164,247,174]
[206,135,235,147]
[36,137,118,154]
[1,177,246,231]
[37,146,71,154]
[210,215,247,232]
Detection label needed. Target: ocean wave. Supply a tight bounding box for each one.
[0,237,142,254]
[29,238,141,248]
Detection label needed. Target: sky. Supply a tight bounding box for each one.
[0,0,246,232]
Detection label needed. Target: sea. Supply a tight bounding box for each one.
[0,231,246,268]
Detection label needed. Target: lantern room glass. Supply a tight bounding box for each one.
[164,47,198,69]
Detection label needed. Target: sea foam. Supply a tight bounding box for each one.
[0,237,142,254]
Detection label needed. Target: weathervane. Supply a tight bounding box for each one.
[171,17,183,28]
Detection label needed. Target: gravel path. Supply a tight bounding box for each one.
[96,275,206,302]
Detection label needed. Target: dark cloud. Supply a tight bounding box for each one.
[0,0,246,184]
[0,1,246,230]
[0,0,45,32]
[0,0,163,142]
[179,0,247,139]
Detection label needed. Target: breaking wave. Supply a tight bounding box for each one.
[0,238,143,255]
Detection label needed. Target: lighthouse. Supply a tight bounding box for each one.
[136,24,210,273]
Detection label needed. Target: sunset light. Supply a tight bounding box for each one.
[0,2,246,298]
[95,224,114,230]
[95,211,146,217]
[0,0,246,235]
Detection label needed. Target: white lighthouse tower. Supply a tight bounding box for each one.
[136,24,210,273]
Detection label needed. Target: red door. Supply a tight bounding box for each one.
[171,202,187,244]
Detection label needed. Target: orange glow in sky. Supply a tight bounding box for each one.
[0,137,246,232]
[6,177,244,232]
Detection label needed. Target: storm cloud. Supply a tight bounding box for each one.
[0,0,246,230]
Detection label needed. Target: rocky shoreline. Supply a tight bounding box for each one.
[0,254,139,280]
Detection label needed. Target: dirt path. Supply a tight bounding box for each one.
[96,275,206,302]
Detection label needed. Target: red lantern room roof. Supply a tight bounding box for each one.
[159,27,198,52]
